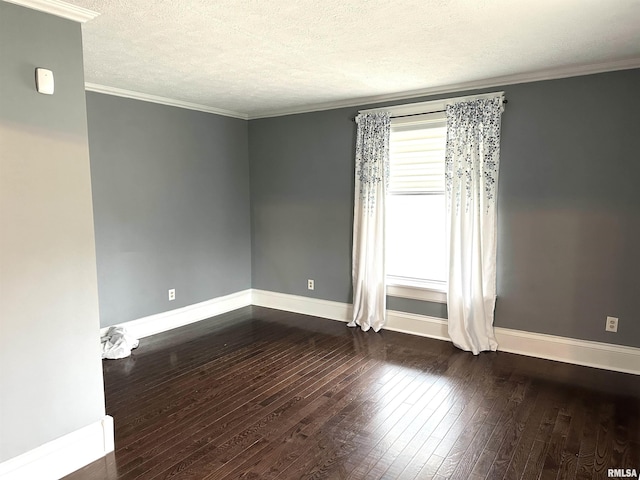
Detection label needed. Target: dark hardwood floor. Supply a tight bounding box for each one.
[65,306,640,480]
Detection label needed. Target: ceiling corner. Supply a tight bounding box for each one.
[3,0,99,23]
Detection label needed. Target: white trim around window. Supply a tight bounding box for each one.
[387,276,447,304]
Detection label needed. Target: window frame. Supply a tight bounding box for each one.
[386,112,448,304]
[357,92,504,304]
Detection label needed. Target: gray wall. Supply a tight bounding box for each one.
[249,69,640,348]
[496,72,639,347]
[250,109,356,303]
[86,93,251,327]
[0,3,106,462]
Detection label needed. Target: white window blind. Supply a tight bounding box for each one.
[389,114,447,194]
[387,112,448,286]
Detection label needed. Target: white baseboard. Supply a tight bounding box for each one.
[96,289,639,375]
[0,416,114,480]
[100,289,252,339]
[251,289,352,322]
[251,289,640,375]
[494,327,640,376]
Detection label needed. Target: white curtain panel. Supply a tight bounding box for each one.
[445,96,504,354]
[349,112,391,332]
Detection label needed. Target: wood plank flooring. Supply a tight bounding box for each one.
[65,306,640,479]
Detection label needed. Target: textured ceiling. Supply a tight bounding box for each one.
[67,0,640,118]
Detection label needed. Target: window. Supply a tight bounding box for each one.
[352,92,502,303]
[386,112,447,303]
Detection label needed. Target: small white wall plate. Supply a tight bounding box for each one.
[36,68,54,95]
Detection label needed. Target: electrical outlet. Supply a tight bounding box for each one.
[307,279,314,290]
[605,316,618,332]
[168,288,176,301]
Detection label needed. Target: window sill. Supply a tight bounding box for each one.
[386,277,447,304]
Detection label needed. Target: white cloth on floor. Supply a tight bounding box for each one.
[101,326,139,359]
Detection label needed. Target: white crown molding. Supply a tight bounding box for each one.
[0,416,114,480]
[85,83,249,120]
[85,59,639,121]
[3,0,99,23]
[249,58,640,119]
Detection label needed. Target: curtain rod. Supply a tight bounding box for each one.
[352,98,508,122]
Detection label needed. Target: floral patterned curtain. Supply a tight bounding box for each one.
[348,112,390,332]
[445,96,504,354]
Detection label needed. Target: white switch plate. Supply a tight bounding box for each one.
[35,68,54,95]
[605,316,618,333]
